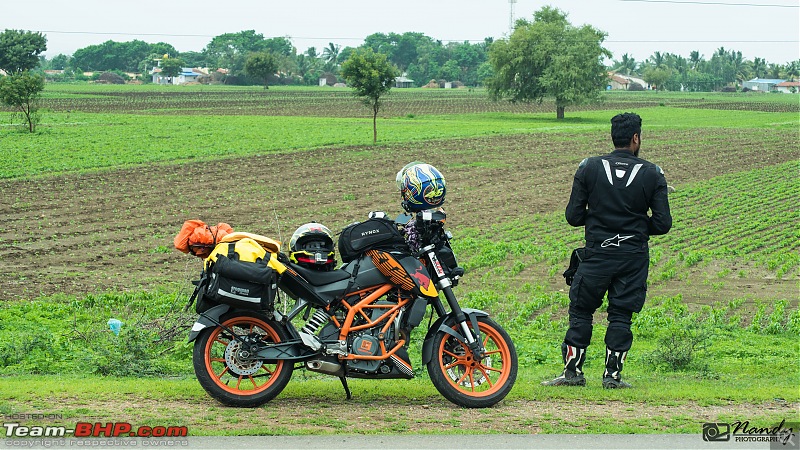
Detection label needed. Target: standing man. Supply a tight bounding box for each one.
[543,112,672,389]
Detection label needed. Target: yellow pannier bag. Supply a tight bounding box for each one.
[218,232,281,254]
[206,237,269,268]
[194,237,279,313]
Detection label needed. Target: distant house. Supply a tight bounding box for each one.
[742,78,785,92]
[177,68,205,84]
[151,68,165,84]
[395,76,414,88]
[319,73,337,87]
[774,80,799,93]
[152,67,208,85]
[607,73,630,90]
[607,72,648,90]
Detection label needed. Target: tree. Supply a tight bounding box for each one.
[245,51,278,89]
[322,42,341,70]
[643,66,672,90]
[296,53,321,85]
[46,53,70,71]
[612,53,638,75]
[178,51,208,68]
[689,51,703,71]
[203,30,268,74]
[0,29,47,74]
[71,40,176,73]
[649,51,666,69]
[438,59,461,81]
[340,48,399,144]
[264,37,294,57]
[766,63,781,79]
[751,57,766,79]
[487,7,610,119]
[728,50,748,84]
[0,71,45,132]
[159,57,184,84]
[338,47,356,66]
[785,60,800,80]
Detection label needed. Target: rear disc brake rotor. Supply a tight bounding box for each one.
[224,338,263,376]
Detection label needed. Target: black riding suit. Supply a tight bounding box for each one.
[564,150,672,355]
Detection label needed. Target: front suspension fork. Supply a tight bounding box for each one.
[426,247,484,358]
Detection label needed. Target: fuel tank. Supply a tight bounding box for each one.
[339,255,391,291]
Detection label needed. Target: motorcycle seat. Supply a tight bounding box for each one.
[288,262,352,286]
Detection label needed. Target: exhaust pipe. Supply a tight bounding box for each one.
[306,359,344,376]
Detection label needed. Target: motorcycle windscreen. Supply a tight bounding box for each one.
[367,250,438,298]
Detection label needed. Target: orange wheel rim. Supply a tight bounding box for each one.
[204,317,285,395]
[436,322,512,397]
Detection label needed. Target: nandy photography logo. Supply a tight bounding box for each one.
[702,420,797,447]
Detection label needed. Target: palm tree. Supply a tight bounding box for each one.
[751,57,766,79]
[614,53,638,75]
[729,51,748,84]
[709,48,733,84]
[664,53,687,75]
[689,51,703,71]
[650,51,666,68]
[322,42,340,69]
[767,63,781,79]
[784,60,799,80]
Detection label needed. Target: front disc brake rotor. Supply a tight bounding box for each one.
[445,341,491,387]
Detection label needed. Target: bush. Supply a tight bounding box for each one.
[643,315,713,371]
[98,72,126,84]
[0,291,193,376]
[628,82,645,91]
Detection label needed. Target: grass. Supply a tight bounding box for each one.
[1,87,797,179]
[0,86,797,435]
[1,157,797,430]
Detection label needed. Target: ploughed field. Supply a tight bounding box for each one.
[29,86,800,116]
[1,88,797,305]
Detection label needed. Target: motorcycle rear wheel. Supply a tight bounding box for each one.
[427,316,517,408]
[192,311,293,407]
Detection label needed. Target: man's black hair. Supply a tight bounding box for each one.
[611,112,642,149]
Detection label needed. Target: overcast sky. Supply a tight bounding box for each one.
[3,0,798,65]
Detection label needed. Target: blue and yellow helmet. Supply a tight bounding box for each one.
[396,162,446,212]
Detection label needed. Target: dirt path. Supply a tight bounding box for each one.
[5,395,797,434]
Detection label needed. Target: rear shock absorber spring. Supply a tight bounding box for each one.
[301,309,330,335]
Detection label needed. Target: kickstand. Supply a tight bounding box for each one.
[339,376,352,400]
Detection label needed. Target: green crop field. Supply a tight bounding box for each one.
[0,85,797,436]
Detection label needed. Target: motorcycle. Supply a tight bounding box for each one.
[186,209,517,408]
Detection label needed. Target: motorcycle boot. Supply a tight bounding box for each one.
[602,347,632,389]
[541,343,586,386]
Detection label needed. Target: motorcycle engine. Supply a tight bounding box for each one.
[346,301,402,374]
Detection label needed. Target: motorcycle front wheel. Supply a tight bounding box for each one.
[427,316,517,408]
[192,311,293,407]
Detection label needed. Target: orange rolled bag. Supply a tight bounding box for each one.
[174,220,234,259]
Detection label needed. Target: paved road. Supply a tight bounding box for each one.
[4,434,794,450]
